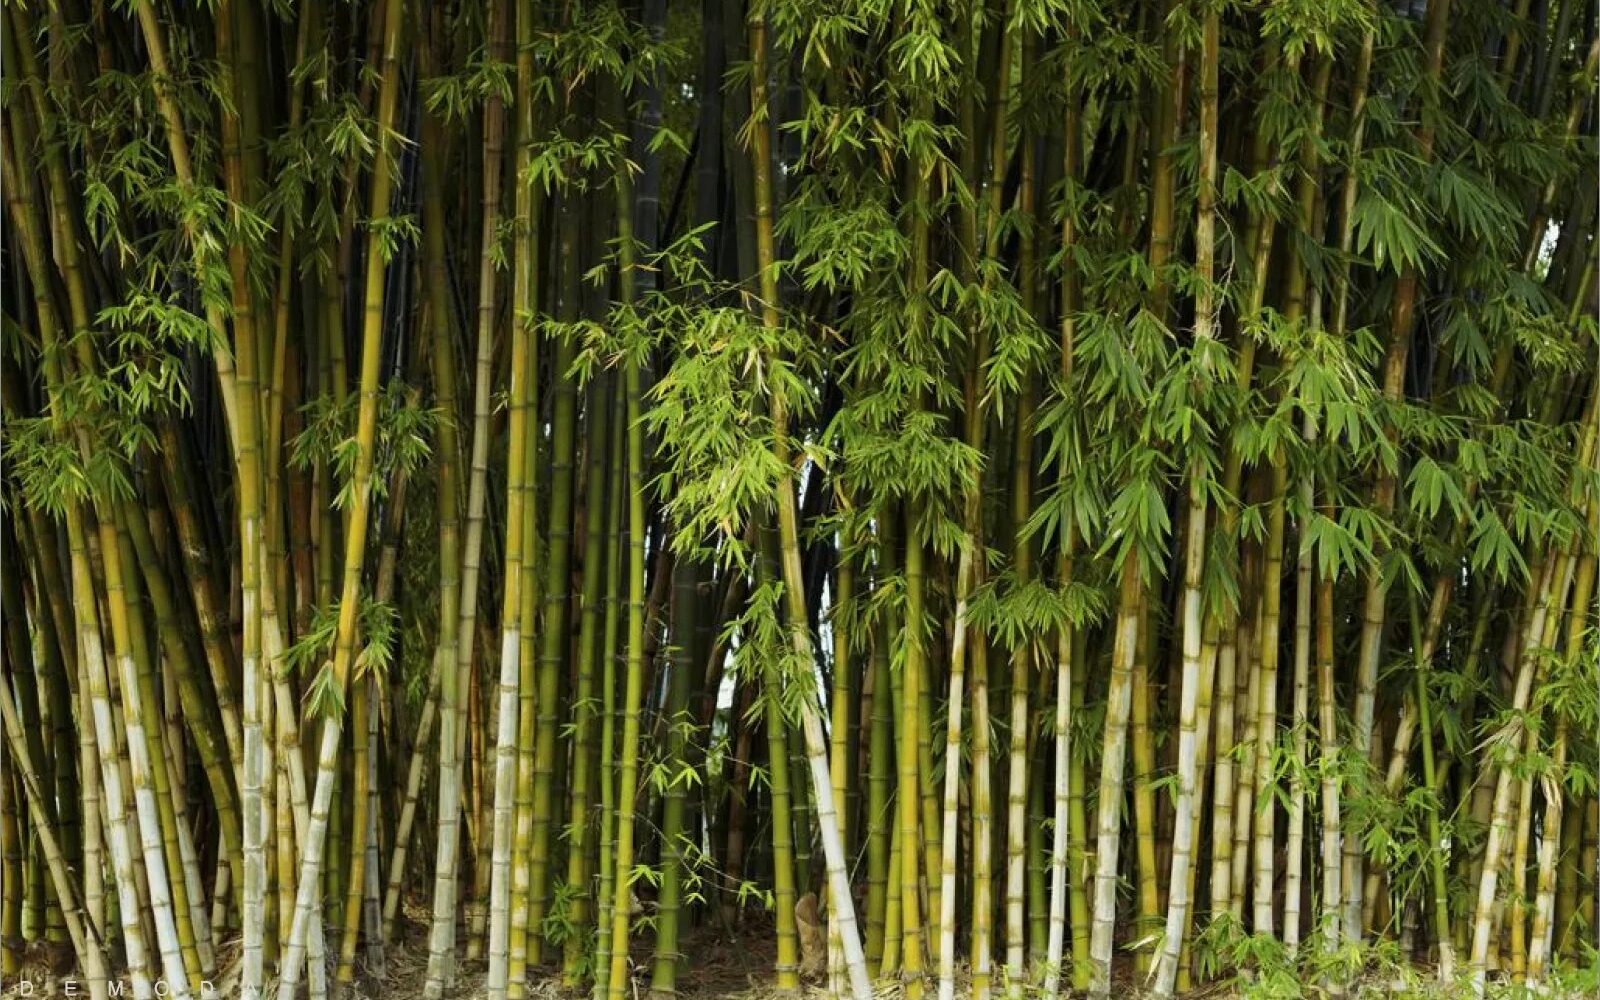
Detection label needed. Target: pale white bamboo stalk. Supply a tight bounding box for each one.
[1088,554,1141,1000]
[277,719,346,1000]
[1469,553,1571,991]
[484,218,532,994]
[1284,519,1312,952]
[1315,573,1343,974]
[1043,603,1073,997]
[97,518,192,1000]
[798,699,875,1000]
[771,487,875,1000]
[1153,10,1220,987]
[260,569,327,1000]
[1153,486,1209,996]
[164,722,215,974]
[485,526,527,1000]
[80,660,106,946]
[1525,724,1567,986]
[425,25,503,987]
[936,540,975,1000]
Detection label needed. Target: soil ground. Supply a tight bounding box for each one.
[3,913,816,999]
[6,916,1595,999]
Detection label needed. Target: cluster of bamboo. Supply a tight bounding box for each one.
[1,2,1597,1000]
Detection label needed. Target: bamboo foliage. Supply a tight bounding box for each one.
[1,3,1597,1000]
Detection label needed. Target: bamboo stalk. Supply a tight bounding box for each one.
[592,386,627,1000]
[742,10,873,999]
[276,0,404,992]
[1150,5,1220,981]
[1088,553,1142,1000]
[486,0,536,988]
[650,559,698,997]
[604,103,652,1000]
[424,2,500,985]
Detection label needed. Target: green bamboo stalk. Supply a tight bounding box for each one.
[209,0,273,983]
[604,118,652,1000]
[563,376,611,985]
[962,7,1011,994]
[1469,554,1572,987]
[1042,35,1084,983]
[504,8,542,986]
[901,503,928,997]
[1249,456,1289,938]
[156,425,244,774]
[592,386,627,1000]
[650,559,699,997]
[121,512,210,981]
[6,560,54,955]
[0,755,20,979]
[866,590,893,967]
[18,512,82,879]
[1525,719,1569,984]
[119,499,228,972]
[1003,72,1043,990]
[511,373,540,999]
[1066,636,1090,992]
[828,537,857,992]
[1551,497,1597,959]
[336,676,373,990]
[1130,594,1159,971]
[881,525,904,980]
[530,261,578,972]
[971,608,998,998]
[1406,588,1454,978]
[1230,579,1263,922]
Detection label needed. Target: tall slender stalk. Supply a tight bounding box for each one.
[1088,553,1142,1000]
[426,2,504,985]
[604,110,651,1000]
[742,9,873,999]
[1153,7,1218,988]
[486,0,536,988]
[276,0,404,992]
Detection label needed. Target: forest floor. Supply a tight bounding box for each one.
[1,915,818,999]
[371,910,824,1000]
[6,918,1595,999]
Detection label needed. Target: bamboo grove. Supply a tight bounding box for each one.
[1,0,1598,998]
